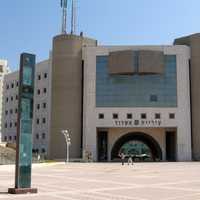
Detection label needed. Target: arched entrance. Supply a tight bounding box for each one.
[111,132,162,161]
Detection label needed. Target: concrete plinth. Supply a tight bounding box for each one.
[8,188,38,194]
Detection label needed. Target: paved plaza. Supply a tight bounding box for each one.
[0,162,200,199]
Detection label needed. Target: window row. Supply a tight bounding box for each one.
[37,73,48,80]
[6,95,18,103]
[4,121,18,128]
[5,108,18,115]
[36,102,47,110]
[33,148,46,154]
[36,117,47,124]
[35,133,46,140]
[4,135,17,141]
[37,88,47,95]
[6,81,19,90]
[3,136,46,153]
[98,113,175,120]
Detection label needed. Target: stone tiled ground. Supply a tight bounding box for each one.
[0,162,200,200]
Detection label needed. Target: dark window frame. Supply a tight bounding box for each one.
[155,113,161,119]
[169,113,175,119]
[127,113,132,119]
[113,113,119,119]
[141,113,147,119]
[98,113,104,119]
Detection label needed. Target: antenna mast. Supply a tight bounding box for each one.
[71,0,77,35]
[61,0,68,34]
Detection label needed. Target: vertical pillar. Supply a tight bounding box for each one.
[8,53,37,194]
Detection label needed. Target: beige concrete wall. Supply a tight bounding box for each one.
[107,128,166,161]
[83,45,191,161]
[49,34,96,159]
[108,50,136,75]
[138,50,164,74]
[175,34,200,160]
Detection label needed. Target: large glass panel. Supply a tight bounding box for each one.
[96,55,177,107]
[120,140,152,157]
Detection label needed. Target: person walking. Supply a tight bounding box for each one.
[128,154,134,165]
[119,152,126,165]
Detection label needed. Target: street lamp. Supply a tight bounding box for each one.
[61,130,71,163]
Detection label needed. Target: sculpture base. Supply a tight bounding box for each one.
[8,188,38,194]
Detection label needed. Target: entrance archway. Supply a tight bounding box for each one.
[111,132,162,161]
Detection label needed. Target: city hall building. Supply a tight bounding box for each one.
[83,45,191,162]
[2,33,200,162]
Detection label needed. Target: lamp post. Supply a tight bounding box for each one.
[61,130,71,163]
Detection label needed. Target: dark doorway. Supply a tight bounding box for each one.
[97,131,108,162]
[166,131,176,161]
[111,132,162,161]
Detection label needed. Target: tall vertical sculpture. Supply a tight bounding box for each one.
[8,53,37,194]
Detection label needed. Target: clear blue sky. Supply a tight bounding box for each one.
[0,0,199,70]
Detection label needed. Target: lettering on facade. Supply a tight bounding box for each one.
[114,120,162,127]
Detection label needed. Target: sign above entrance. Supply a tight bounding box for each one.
[114,120,162,127]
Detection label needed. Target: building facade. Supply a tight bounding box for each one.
[1,59,51,155]
[0,60,10,141]
[2,33,200,162]
[83,45,191,162]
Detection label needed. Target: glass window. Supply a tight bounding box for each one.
[5,123,7,128]
[43,88,47,93]
[44,73,47,78]
[98,113,104,119]
[42,133,45,139]
[42,118,46,124]
[141,113,147,119]
[150,95,158,102]
[10,122,12,128]
[155,113,161,119]
[127,113,132,119]
[37,104,40,110]
[43,103,46,109]
[38,75,41,80]
[42,148,46,153]
[9,136,12,141]
[4,136,7,141]
[11,83,14,88]
[10,109,13,114]
[36,118,39,124]
[169,113,175,119]
[113,113,118,119]
[6,84,9,90]
[36,134,39,139]
[6,97,8,102]
[11,96,13,101]
[120,140,152,158]
[15,108,18,113]
[5,110,8,115]
[16,95,18,100]
[37,89,40,95]
[96,55,177,107]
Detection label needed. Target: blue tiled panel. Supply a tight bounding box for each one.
[96,55,177,107]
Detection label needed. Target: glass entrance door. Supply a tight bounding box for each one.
[97,131,108,162]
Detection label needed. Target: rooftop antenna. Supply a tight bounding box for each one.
[71,0,77,35]
[61,0,68,34]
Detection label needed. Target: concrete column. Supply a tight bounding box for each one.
[177,126,192,161]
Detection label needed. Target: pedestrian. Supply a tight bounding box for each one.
[37,154,40,162]
[119,152,125,165]
[128,154,133,165]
